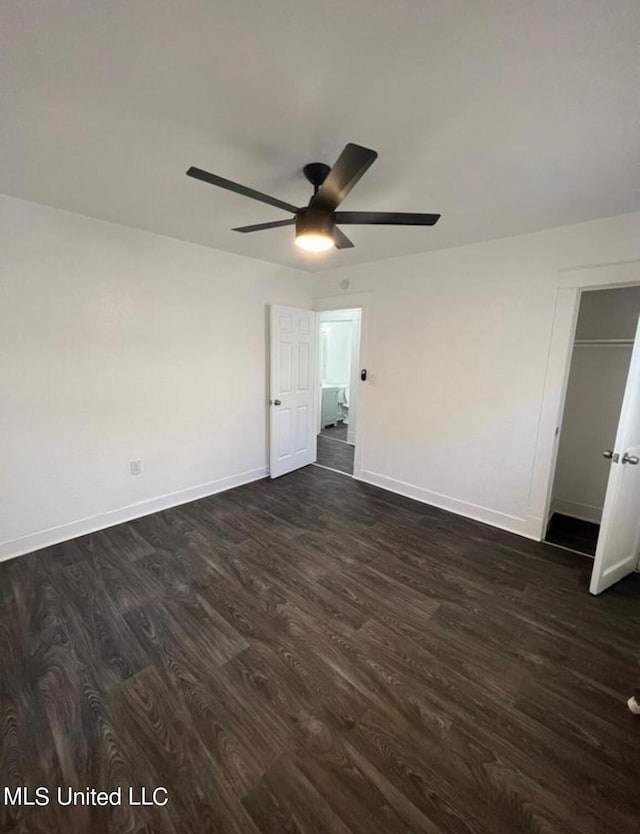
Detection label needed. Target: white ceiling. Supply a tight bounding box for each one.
[2,0,638,272]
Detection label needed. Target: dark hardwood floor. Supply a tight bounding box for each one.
[545,512,600,556]
[316,434,354,474]
[1,466,639,834]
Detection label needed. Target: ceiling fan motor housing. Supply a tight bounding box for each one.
[303,162,331,191]
[295,207,335,238]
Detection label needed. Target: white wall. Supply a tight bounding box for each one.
[0,196,311,559]
[312,212,640,539]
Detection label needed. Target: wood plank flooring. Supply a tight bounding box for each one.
[1,465,639,834]
[316,434,354,474]
[320,423,349,442]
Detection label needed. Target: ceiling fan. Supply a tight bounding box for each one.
[186,143,440,252]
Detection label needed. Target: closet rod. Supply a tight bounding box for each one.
[574,338,634,347]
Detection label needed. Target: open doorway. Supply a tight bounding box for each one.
[545,286,640,556]
[315,308,361,476]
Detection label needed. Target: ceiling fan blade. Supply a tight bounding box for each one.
[232,218,295,234]
[309,143,378,211]
[186,167,298,214]
[335,211,440,226]
[334,227,354,249]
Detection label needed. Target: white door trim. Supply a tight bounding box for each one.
[529,260,640,539]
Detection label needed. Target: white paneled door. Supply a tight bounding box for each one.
[269,305,317,478]
[590,315,640,594]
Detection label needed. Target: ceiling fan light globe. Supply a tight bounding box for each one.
[295,233,334,252]
[295,207,335,253]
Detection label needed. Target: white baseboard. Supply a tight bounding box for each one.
[356,469,542,540]
[0,466,268,563]
[549,498,602,525]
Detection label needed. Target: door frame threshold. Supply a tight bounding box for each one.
[312,463,354,478]
[318,435,354,447]
[543,539,595,560]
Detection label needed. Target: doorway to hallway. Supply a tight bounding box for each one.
[315,308,361,476]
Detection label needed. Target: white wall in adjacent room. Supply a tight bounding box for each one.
[575,287,640,342]
[312,212,640,539]
[0,195,311,559]
[321,319,353,386]
[551,346,632,523]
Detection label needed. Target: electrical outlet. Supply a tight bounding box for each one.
[130,459,142,476]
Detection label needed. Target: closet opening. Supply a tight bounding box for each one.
[545,286,640,556]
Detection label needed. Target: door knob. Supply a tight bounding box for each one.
[621,452,639,465]
[273,399,282,406]
[602,450,614,459]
